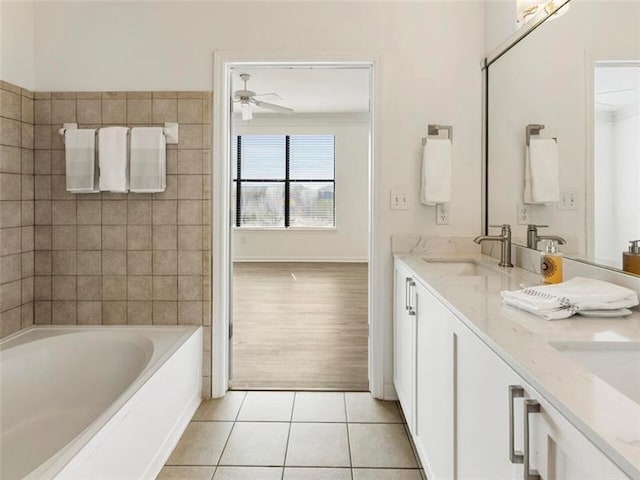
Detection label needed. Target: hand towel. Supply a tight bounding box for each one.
[65,129,98,193]
[420,138,452,206]
[129,127,166,193]
[501,276,639,320]
[98,126,129,192]
[523,138,560,204]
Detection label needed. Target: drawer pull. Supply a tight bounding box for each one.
[523,399,541,480]
[509,385,524,464]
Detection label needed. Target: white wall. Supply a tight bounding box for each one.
[232,114,369,262]
[484,0,518,55]
[0,0,35,89]
[29,0,484,396]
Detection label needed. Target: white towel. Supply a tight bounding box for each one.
[129,127,166,193]
[524,138,560,204]
[420,138,452,206]
[65,129,98,193]
[98,126,129,192]
[501,276,639,320]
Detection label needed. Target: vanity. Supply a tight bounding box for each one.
[393,253,640,479]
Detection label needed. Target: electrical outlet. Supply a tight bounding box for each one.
[390,191,409,210]
[436,203,450,225]
[516,204,530,224]
[558,191,578,210]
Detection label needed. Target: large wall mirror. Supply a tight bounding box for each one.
[486,0,640,276]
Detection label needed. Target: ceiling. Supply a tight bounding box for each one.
[230,67,370,115]
[595,65,639,112]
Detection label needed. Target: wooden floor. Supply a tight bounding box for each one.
[230,262,369,391]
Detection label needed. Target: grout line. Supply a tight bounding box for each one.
[343,393,354,480]
[280,392,297,480]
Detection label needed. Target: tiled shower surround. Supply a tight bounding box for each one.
[0,81,35,337]
[0,82,213,394]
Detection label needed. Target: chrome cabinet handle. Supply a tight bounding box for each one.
[408,280,416,316]
[405,277,410,311]
[509,385,525,464]
[523,399,541,480]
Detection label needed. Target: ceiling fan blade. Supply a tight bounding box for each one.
[253,100,294,114]
[253,92,283,100]
[241,102,253,121]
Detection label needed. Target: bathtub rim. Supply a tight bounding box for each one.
[0,325,201,480]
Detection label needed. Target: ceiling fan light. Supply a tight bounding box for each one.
[241,101,253,121]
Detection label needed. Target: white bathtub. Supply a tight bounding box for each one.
[0,326,202,480]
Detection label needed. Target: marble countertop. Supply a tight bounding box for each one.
[395,252,640,478]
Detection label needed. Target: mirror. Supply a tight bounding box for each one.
[486,0,640,275]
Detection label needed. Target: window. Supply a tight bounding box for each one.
[233,135,335,228]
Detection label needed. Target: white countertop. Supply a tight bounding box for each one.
[395,252,640,478]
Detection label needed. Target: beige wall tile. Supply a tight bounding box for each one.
[179,251,202,276]
[127,200,151,225]
[102,301,126,324]
[51,99,77,124]
[22,148,34,174]
[102,251,126,275]
[22,224,34,250]
[178,150,202,174]
[0,227,21,255]
[51,175,74,200]
[22,277,34,303]
[152,301,177,325]
[178,225,203,250]
[102,200,126,225]
[0,254,21,284]
[34,175,51,200]
[127,99,151,124]
[126,92,151,99]
[0,201,22,228]
[77,200,101,225]
[1,306,22,337]
[102,99,126,124]
[76,92,101,100]
[21,124,34,149]
[34,200,51,225]
[1,89,22,120]
[21,303,34,328]
[51,251,76,275]
[51,92,77,100]
[77,275,101,300]
[51,200,76,225]
[152,174,177,200]
[77,225,101,250]
[51,301,76,324]
[0,280,22,311]
[51,126,64,149]
[152,98,177,123]
[77,99,101,124]
[77,301,102,324]
[166,149,178,174]
[153,276,177,301]
[178,275,202,301]
[34,150,51,174]
[152,92,177,99]
[127,250,152,275]
[153,225,177,250]
[102,276,126,301]
[153,250,177,275]
[21,251,34,277]
[127,225,151,250]
[34,251,52,275]
[52,276,76,301]
[178,200,202,225]
[178,301,202,325]
[34,125,51,149]
[0,173,21,200]
[34,99,51,124]
[51,150,65,174]
[0,118,21,147]
[51,225,76,250]
[76,250,102,276]
[127,301,152,325]
[22,176,35,201]
[152,200,177,225]
[34,301,51,324]
[178,124,202,149]
[0,146,21,173]
[177,99,203,124]
[128,276,152,301]
[102,225,127,250]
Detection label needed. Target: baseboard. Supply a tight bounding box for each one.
[144,391,201,479]
[233,257,368,263]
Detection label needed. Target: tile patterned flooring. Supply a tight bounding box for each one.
[158,391,425,480]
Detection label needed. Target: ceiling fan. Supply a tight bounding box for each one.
[233,73,294,120]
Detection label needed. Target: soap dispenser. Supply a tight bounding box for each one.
[623,240,640,275]
[541,240,563,284]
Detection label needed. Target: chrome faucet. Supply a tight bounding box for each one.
[474,224,513,267]
[526,224,567,250]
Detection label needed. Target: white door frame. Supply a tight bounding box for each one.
[211,51,384,398]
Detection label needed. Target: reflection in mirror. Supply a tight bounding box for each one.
[486,0,640,275]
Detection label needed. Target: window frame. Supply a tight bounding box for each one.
[233,134,336,229]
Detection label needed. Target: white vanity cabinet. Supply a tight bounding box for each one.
[392,258,633,480]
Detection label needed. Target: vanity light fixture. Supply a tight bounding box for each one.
[517,0,570,25]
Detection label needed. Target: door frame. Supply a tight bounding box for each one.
[211,51,384,398]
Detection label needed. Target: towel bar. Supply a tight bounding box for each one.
[526,124,557,145]
[422,124,453,145]
[58,123,179,144]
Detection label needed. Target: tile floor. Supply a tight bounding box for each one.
[157,391,425,480]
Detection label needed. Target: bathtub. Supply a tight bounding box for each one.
[0,326,202,480]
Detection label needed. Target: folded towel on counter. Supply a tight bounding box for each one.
[523,138,560,204]
[65,129,98,193]
[98,126,129,192]
[501,276,639,320]
[129,127,166,193]
[420,138,452,206]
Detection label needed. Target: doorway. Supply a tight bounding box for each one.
[227,65,371,390]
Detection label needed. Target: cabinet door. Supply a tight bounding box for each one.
[456,321,523,480]
[393,261,416,431]
[414,284,456,480]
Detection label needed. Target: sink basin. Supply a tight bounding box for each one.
[421,259,499,276]
[550,341,640,404]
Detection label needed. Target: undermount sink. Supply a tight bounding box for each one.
[421,258,500,276]
[550,341,640,404]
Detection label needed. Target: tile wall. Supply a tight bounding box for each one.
[0,81,35,337]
